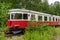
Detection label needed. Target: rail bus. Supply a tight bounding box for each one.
[7,9,60,34]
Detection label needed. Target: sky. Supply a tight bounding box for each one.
[48,0,60,4]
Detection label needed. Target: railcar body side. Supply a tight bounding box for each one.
[7,20,60,29]
[7,9,60,29]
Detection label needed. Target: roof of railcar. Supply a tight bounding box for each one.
[9,9,51,16]
[8,9,60,18]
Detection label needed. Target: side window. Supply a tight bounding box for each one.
[38,16,42,21]
[56,18,57,21]
[44,16,47,21]
[31,15,35,20]
[23,14,28,19]
[15,14,22,19]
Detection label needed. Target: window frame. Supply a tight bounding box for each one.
[10,13,28,20]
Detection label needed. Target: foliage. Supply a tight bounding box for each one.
[0,0,60,15]
[0,26,8,32]
[55,27,60,35]
[0,2,12,27]
[23,24,55,40]
[0,32,5,40]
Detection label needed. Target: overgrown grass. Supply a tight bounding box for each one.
[0,26,8,32]
[0,26,8,40]
[0,23,60,40]
[0,32,6,40]
[23,24,55,40]
[55,27,60,35]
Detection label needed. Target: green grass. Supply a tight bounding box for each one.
[0,25,60,40]
[23,24,55,40]
[0,26,8,40]
[55,27,60,35]
[0,26,8,32]
[0,32,6,40]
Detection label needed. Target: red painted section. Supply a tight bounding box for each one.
[7,20,60,29]
[42,21,60,26]
[7,20,28,29]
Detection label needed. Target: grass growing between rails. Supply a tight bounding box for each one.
[23,25,55,40]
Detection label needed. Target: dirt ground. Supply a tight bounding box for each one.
[6,35,24,40]
[6,35,60,40]
[54,35,60,40]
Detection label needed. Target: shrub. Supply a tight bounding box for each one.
[0,26,8,32]
[23,24,55,40]
[0,32,6,40]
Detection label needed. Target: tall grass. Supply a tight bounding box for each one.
[0,21,56,40]
[0,26,8,32]
[0,26,8,40]
[23,24,55,40]
[0,32,6,40]
[55,27,60,35]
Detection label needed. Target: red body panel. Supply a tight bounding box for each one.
[40,21,60,26]
[7,20,28,28]
[7,20,60,29]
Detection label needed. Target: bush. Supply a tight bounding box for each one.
[0,26,8,40]
[23,24,55,40]
[0,26,8,32]
[0,32,6,40]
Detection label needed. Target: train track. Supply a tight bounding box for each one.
[5,31,24,37]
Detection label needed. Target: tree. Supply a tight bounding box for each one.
[42,0,49,13]
[53,1,60,15]
[0,2,12,27]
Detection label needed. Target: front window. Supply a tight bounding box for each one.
[15,14,22,19]
[10,13,28,20]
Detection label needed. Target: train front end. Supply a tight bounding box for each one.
[7,9,29,34]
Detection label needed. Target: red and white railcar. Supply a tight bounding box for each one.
[7,9,60,34]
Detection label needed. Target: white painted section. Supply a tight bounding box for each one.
[28,13,31,21]
[9,9,51,16]
[51,17,53,21]
[10,12,23,14]
[54,17,56,21]
[47,16,49,21]
[35,14,38,21]
[9,9,60,22]
[10,14,11,20]
[42,16,44,21]
[22,13,23,20]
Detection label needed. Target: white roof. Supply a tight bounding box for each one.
[9,9,60,17]
[9,9,60,18]
[9,9,51,16]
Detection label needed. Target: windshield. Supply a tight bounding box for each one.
[10,13,28,20]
